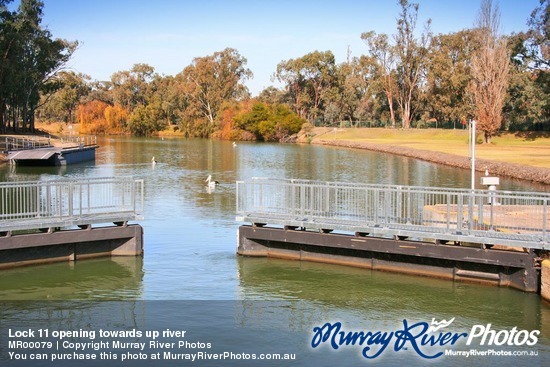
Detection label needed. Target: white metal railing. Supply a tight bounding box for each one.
[0,177,144,232]
[3,136,52,151]
[236,178,550,250]
[60,135,97,148]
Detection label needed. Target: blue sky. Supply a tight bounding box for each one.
[15,0,542,95]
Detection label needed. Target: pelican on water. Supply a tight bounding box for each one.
[205,175,219,188]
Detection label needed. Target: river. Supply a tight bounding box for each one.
[0,137,548,366]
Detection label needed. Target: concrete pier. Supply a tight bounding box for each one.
[0,224,143,269]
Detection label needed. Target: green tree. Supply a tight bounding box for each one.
[110,63,156,111]
[37,71,91,123]
[394,0,432,129]
[234,102,305,141]
[128,103,166,136]
[0,0,76,132]
[361,31,397,127]
[274,51,336,124]
[425,30,477,127]
[507,0,549,129]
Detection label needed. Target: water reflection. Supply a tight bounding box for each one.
[0,137,549,365]
[0,257,144,300]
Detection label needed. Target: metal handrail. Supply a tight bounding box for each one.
[3,136,52,152]
[236,178,550,250]
[0,177,144,232]
[60,135,98,148]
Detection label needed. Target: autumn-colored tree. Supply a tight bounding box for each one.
[213,100,255,141]
[77,100,110,134]
[104,104,129,133]
[470,0,510,143]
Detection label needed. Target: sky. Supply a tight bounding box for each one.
[11,0,542,96]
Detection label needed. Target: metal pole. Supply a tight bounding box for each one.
[470,120,476,191]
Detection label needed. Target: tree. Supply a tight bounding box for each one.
[234,102,305,141]
[77,100,110,134]
[0,0,77,132]
[425,30,477,127]
[513,0,549,69]
[470,0,510,143]
[507,0,549,130]
[110,63,156,111]
[274,51,336,124]
[361,31,397,127]
[393,0,432,129]
[128,104,165,136]
[37,71,91,123]
[177,48,252,137]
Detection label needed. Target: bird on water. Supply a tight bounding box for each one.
[205,175,219,188]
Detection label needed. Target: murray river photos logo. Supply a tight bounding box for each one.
[310,318,540,360]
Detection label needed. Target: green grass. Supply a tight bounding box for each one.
[314,128,550,168]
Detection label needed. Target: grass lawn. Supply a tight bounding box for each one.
[314,128,550,169]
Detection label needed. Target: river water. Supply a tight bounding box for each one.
[0,137,548,366]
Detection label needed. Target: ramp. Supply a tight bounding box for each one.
[8,148,57,162]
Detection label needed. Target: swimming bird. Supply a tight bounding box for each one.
[151,156,157,165]
[205,175,219,188]
[232,141,237,147]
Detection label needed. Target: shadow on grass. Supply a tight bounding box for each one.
[512,131,550,141]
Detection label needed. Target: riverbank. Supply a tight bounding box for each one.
[299,127,550,185]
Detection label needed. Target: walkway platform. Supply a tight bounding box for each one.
[4,135,98,166]
[7,145,98,166]
[238,225,539,292]
[236,178,549,293]
[0,177,144,268]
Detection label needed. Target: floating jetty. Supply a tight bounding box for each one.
[0,177,144,268]
[236,178,549,296]
[3,135,98,166]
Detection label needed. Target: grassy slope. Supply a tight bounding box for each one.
[312,128,550,169]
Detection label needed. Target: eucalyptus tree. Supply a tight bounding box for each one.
[323,56,375,126]
[361,31,397,127]
[274,50,337,124]
[37,71,91,123]
[176,48,252,137]
[470,0,510,143]
[425,30,477,127]
[110,63,156,111]
[507,0,549,129]
[393,0,432,129]
[0,0,76,132]
[0,0,15,132]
